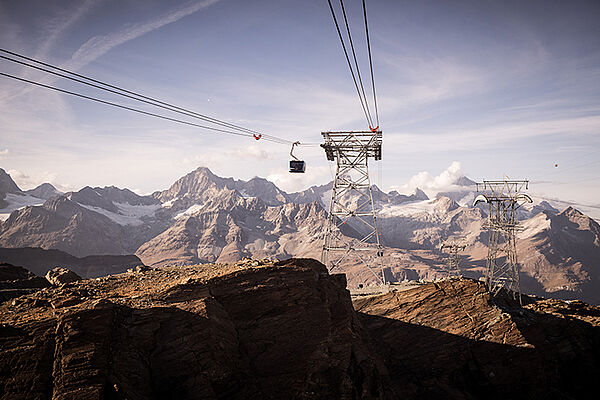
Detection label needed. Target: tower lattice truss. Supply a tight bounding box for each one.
[440,243,466,278]
[474,180,532,302]
[321,131,384,284]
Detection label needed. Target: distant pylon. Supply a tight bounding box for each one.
[474,180,532,303]
[321,130,384,284]
[440,242,466,278]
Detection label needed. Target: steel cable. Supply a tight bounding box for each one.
[362,0,379,127]
[0,48,292,145]
[326,0,373,128]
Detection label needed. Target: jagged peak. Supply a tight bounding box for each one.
[0,168,22,194]
[560,206,584,218]
[455,176,477,186]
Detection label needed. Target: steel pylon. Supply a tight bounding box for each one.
[440,242,466,278]
[474,180,532,303]
[320,130,384,284]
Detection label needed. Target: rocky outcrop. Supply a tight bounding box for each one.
[2,259,599,399]
[0,263,49,302]
[0,258,389,399]
[354,278,600,399]
[45,267,81,285]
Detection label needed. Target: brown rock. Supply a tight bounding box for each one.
[354,278,600,399]
[0,258,389,399]
[45,267,82,286]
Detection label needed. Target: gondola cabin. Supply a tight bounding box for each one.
[289,160,305,173]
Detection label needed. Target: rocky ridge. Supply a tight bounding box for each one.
[0,258,387,399]
[1,258,599,399]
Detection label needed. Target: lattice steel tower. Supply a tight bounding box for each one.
[321,130,384,284]
[474,180,532,303]
[440,242,466,278]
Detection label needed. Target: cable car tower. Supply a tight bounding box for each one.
[473,180,532,303]
[321,130,384,284]
[440,242,466,278]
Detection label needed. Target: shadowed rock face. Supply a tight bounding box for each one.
[354,278,600,399]
[0,258,389,400]
[2,259,600,399]
[0,263,50,302]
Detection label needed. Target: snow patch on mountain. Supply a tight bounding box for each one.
[379,199,440,217]
[0,193,45,221]
[174,204,205,220]
[78,202,161,226]
[162,197,178,208]
[519,212,551,239]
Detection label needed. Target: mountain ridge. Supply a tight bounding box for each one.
[0,166,598,303]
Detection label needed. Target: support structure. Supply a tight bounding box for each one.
[321,130,384,284]
[474,180,532,303]
[440,242,466,278]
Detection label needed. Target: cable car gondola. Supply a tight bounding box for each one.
[289,141,305,173]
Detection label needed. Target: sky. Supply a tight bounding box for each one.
[0,0,599,217]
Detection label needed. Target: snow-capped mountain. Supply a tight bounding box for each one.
[1,166,599,304]
[0,168,47,221]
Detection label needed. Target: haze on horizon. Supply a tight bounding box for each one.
[0,0,599,217]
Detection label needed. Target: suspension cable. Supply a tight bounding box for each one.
[326,0,372,128]
[339,0,373,127]
[0,72,296,142]
[362,0,379,127]
[0,48,292,145]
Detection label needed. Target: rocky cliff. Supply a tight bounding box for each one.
[354,278,600,399]
[0,258,388,399]
[1,259,599,399]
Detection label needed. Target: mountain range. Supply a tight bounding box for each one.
[1,166,599,304]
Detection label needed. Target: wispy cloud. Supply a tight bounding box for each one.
[65,0,221,71]
[0,149,8,158]
[385,115,600,154]
[35,0,101,60]
[7,169,73,192]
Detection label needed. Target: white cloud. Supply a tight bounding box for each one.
[6,169,72,192]
[0,149,8,158]
[391,161,466,197]
[267,165,333,193]
[228,145,272,160]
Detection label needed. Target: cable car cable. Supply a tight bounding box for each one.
[0,48,291,145]
[326,0,372,128]
[0,54,285,144]
[0,72,291,141]
[339,0,373,127]
[362,0,379,127]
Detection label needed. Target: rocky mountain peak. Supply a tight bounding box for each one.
[69,187,118,213]
[413,188,428,200]
[94,186,159,206]
[0,168,21,195]
[433,196,459,212]
[24,183,61,200]
[455,175,477,186]
[156,167,235,203]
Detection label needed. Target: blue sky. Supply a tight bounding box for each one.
[0,0,599,217]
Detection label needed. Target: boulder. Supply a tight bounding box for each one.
[45,267,82,285]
